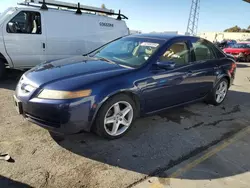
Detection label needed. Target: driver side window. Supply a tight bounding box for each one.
[7,11,42,34]
[159,42,189,66]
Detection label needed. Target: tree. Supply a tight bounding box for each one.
[101,4,106,9]
[240,29,250,33]
[224,25,250,33]
[99,4,107,15]
[224,25,241,32]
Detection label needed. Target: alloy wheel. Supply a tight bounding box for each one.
[215,81,228,103]
[104,101,133,136]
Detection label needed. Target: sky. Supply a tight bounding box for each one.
[0,0,250,33]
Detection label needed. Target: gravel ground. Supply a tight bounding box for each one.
[1,63,250,188]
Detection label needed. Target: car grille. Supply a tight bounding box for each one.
[25,113,61,128]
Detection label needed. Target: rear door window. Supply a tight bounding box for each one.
[191,39,216,61]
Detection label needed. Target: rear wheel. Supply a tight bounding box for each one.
[94,94,136,139]
[0,60,6,79]
[205,78,229,106]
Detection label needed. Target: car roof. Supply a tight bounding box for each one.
[238,41,250,43]
[130,33,199,41]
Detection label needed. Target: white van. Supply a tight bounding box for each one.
[0,0,129,78]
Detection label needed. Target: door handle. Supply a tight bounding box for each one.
[42,43,46,49]
[214,65,220,70]
[186,70,193,76]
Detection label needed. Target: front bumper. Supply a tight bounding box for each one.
[14,95,93,134]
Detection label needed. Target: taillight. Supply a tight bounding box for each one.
[229,63,236,74]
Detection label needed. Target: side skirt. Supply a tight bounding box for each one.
[144,96,206,116]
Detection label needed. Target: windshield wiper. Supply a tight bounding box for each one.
[97,57,117,65]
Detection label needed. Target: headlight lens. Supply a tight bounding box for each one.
[23,84,36,93]
[38,89,92,99]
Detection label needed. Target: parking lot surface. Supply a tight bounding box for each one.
[1,63,250,188]
[134,126,250,188]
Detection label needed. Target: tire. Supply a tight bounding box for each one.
[93,94,137,139]
[205,78,229,106]
[0,60,6,80]
[242,56,246,62]
[247,55,250,62]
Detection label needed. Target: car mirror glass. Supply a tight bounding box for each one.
[155,61,176,70]
[7,22,17,33]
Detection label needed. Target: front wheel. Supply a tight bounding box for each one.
[0,60,6,79]
[246,55,250,62]
[93,94,136,139]
[205,78,229,106]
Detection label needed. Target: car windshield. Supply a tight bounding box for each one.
[0,8,15,24]
[226,43,235,47]
[232,43,250,48]
[90,37,164,68]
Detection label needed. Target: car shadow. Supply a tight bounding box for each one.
[0,175,32,188]
[51,89,250,180]
[236,63,250,68]
[0,69,24,91]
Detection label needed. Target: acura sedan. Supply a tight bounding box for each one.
[14,34,236,139]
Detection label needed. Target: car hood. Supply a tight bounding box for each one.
[24,56,132,89]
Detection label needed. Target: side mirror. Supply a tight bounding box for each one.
[7,22,17,33]
[155,61,176,70]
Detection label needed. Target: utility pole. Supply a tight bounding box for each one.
[186,0,200,36]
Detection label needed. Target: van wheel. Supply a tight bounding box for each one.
[0,60,6,79]
[94,94,136,139]
[205,78,229,106]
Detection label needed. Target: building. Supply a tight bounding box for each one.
[129,30,142,34]
[198,32,250,42]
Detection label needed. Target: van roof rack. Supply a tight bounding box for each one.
[19,0,128,20]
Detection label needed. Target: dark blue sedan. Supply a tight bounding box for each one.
[14,34,236,139]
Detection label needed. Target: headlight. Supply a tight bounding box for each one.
[38,89,92,99]
[23,84,36,93]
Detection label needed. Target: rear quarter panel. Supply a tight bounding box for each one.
[44,10,129,62]
[215,57,235,87]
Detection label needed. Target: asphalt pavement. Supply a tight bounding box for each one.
[133,126,250,188]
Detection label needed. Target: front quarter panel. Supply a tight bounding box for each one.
[88,69,146,124]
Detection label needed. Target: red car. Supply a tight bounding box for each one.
[223,43,250,62]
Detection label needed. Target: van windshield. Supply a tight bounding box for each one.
[0,8,15,24]
[91,37,164,68]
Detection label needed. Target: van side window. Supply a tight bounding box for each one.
[7,11,41,34]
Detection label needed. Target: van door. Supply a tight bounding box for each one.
[3,10,46,68]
